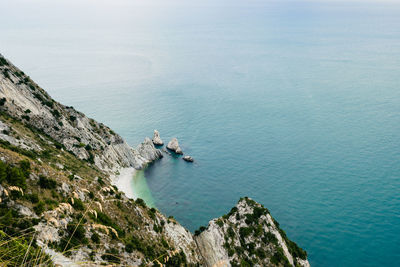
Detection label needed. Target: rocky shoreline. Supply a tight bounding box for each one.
[0,53,310,266]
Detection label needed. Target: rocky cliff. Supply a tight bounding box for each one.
[0,54,160,173]
[0,54,309,266]
[195,198,310,267]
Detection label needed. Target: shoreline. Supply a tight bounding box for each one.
[112,167,156,207]
[111,167,137,199]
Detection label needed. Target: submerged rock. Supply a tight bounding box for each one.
[162,147,171,155]
[166,138,183,154]
[183,155,194,162]
[152,130,164,146]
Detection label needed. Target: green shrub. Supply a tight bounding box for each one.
[194,226,207,236]
[101,248,120,264]
[165,251,187,266]
[38,175,57,189]
[95,211,124,237]
[69,198,85,211]
[51,109,60,118]
[26,193,39,203]
[0,139,36,159]
[0,230,53,266]
[34,201,45,215]
[271,247,291,267]
[135,198,146,208]
[91,232,100,243]
[59,220,88,253]
[6,166,27,189]
[227,227,235,239]
[239,227,252,240]
[19,159,30,177]
[0,57,8,66]
[216,219,224,227]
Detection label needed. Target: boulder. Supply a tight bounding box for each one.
[167,138,183,154]
[152,130,164,146]
[183,156,194,162]
[136,137,163,161]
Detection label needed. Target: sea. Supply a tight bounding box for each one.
[1,0,400,266]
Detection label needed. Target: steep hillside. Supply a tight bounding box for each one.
[195,198,309,267]
[0,54,159,172]
[0,53,310,266]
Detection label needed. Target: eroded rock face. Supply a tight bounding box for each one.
[194,197,310,267]
[136,137,163,163]
[152,130,163,146]
[166,138,183,154]
[163,218,203,264]
[0,56,161,172]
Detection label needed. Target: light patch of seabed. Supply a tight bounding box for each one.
[131,169,156,208]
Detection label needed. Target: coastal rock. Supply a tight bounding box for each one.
[195,197,310,267]
[163,218,203,264]
[183,155,194,162]
[0,56,161,173]
[152,130,163,146]
[166,138,183,154]
[136,137,163,162]
[0,54,310,267]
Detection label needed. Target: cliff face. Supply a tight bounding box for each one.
[0,54,309,266]
[195,198,310,267]
[0,54,161,172]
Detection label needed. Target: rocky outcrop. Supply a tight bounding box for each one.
[136,137,163,162]
[163,218,203,264]
[166,138,183,154]
[0,54,160,172]
[195,197,310,267]
[183,155,194,162]
[152,130,163,146]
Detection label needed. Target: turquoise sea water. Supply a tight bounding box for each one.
[1,0,400,266]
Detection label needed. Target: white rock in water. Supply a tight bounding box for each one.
[167,138,183,154]
[136,137,163,161]
[183,156,194,162]
[152,130,164,146]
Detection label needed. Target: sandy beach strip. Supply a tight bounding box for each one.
[111,167,137,199]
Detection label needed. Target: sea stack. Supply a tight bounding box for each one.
[152,130,163,146]
[167,138,183,154]
[183,155,194,162]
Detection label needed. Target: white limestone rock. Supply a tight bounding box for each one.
[183,155,194,162]
[0,61,161,173]
[195,198,310,267]
[136,137,163,162]
[166,138,183,154]
[152,130,163,146]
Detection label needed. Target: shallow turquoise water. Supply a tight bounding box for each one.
[1,1,400,266]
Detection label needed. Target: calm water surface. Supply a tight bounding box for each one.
[1,1,400,266]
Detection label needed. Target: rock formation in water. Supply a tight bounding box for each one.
[0,53,309,266]
[137,137,163,161]
[183,155,194,162]
[167,137,183,154]
[152,129,164,146]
